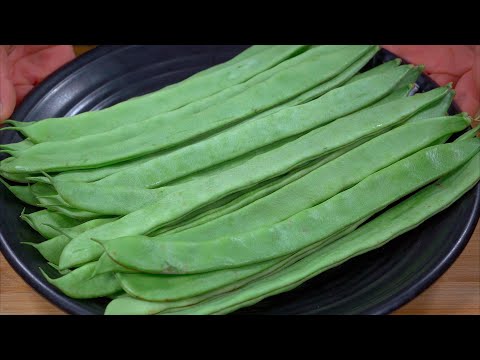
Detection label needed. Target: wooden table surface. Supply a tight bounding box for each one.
[1,46,479,315]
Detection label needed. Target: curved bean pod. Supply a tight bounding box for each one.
[41,262,122,299]
[0,178,38,206]
[24,218,116,265]
[57,86,451,269]
[105,222,358,314]
[103,139,480,274]
[94,62,411,190]
[34,47,379,186]
[97,113,465,281]
[53,85,449,217]
[5,45,309,143]
[1,46,375,174]
[161,152,480,315]
[21,209,83,239]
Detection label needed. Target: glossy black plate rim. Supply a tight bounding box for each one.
[1,45,479,315]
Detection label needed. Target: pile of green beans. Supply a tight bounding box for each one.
[1,45,478,315]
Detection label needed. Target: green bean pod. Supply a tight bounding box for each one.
[4,45,309,143]
[102,139,480,274]
[1,46,375,174]
[91,64,414,190]
[105,220,360,314]
[57,86,451,270]
[0,179,38,206]
[21,209,83,239]
[96,112,465,277]
[345,58,401,84]
[41,262,122,299]
[161,151,480,315]
[24,218,116,265]
[29,47,380,186]
[53,85,449,217]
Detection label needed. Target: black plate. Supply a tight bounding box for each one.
[1,45,479,315]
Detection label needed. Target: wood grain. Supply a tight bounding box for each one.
[0,46,478,314]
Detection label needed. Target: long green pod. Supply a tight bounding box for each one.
[406,87,454,123]
[28,182,102,220]
[2,46,375,174]
[96,80,423,263]
[457,124,480,141]
[41,262,122,299]
[30,47,379,186]
[0,170,31,184]
[99,114,467,278]
[134,115,468,248]
[94,64,413,190]
[0,138,35,152]
[345,59,401,84]
[187,45,274,79]
[46,205,103,221]
[0,178,38,206]
[57,87,450,269]
[21,209,83,239]
[94,145,364,276]
[53,86,449,216]
[5,45,309,143]
[408,86,454,123]
[233,46,380,121]
[162,152,480,315]
[103,140,480,274]
[96,111,460,274]
[105,221,360,314]
[23,218,116,265]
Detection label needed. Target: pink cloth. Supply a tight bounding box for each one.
[0,45,75,121]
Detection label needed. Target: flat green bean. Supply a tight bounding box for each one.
[1,46,375,174]
[97,111,460,276]
[53,85,449,217]
[105,220,360,314]
[21,209,83,239]
[31,47,379,186]
[161,151,480,315]
[24,218,116,265]
[0,139,34,152]
[408,85,454,123]
[41,262,122,298]
[4,45,309,143]
[0,179,38,206]
[93,63,412,190]
[57,86,450,269]
[345,59,401,84]
[102,139,479,274]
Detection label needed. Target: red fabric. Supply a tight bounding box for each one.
[0,45,75,121]
[383,45,480,120]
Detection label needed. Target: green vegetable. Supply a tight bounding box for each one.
[41,262,122,299]
[4,45,309,143]
[24,218,116,265]
[91,63,413,191]
[102,139,479,274]
[20,209,83,239]
[56,86,450,269]
[160,151,480,315]
[1,46,375,174]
